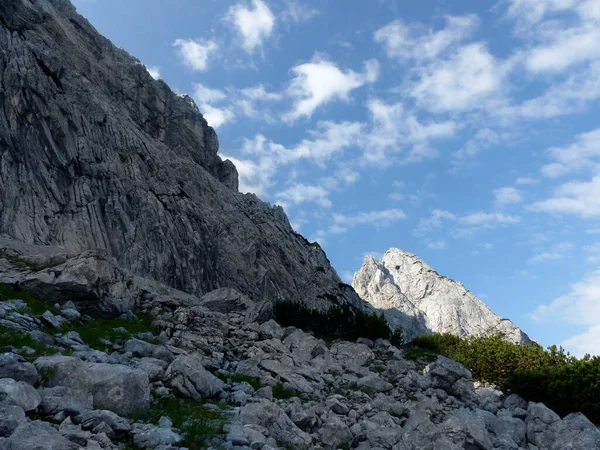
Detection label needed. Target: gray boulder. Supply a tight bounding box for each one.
[124,338,157,358]
[236,400,312,449]
[131,421,182,448]
[423,356,477,401]
[331,341,374,368]
[0,378,41,411]
[163,353,225,400]
[356,374,393,394]
[0,353,39,386]
[38,386,93,416]
[34,355,150,414]
[3,420,80,450]
[0,404,26,437]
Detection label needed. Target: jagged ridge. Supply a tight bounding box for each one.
[353,248,531,343]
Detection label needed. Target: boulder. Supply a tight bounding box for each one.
[163,353,225,401]
[0,353,39,385]
[34,355,150,414]
[0,378,41,411]
[331,342,374,368]
[38,386,93,416]
[236,400,312,449]
[3,420,80,450]
[124,338,157,358]
[198,288,254,313]
[356,374,393,394]
[131,422,182,448]
[0,404,26,437]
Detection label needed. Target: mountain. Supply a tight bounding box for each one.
[0,0,362,312]
[353,248,531,343]
[2,2,600,450]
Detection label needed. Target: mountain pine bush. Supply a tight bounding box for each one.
[274,300,391,342]
[409,333,600,424]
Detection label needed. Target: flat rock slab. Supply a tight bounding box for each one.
[34,355,150,415]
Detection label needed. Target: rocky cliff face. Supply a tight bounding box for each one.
[0,0,362,310]
[353,249,531,344]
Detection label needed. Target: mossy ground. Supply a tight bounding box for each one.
[0,283,59,315]
[131,395,229,449]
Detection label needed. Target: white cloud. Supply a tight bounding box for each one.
[221,152,276,196]
[240,84,282,101]
[503,61,600,119]
[280,0,318,23]
[411,43,505,113]
[506,0,578,28]
[173,39,218,71]
[529,252,563,264]
[531,175,600,218]
[364,98,456,163]
[416,209,520,237]
[532,267,600,356]
[285,57,379,120]
[515,177,538,185]
[227,0,275,54]
[585,243,600,264]
[200,104,234,128]
[193,83,227,103]
[541,128,600,177]
[494,187,523,208]
[526,27,600,74]
[276,184,332,208]
[428,240,446,250]
[146,66,161,80]
[374,14,479,61]
[458,212,520,226]
[453,128,500,163]
[563,325,600,357]
[333,209,407,227]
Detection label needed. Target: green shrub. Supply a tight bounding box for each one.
[64,310,160,350]
[230,374,263,391]
[272,384,300,400]
[0,327,59,360]
[130,395,228,449]
[0,283,59,315]
[409,333,600,424]
[390,327,405,347]
[274,301,391,342]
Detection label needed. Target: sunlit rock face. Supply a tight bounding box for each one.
[353,248,531,343]
[0,0,365,311]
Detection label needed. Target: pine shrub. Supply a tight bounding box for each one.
[409,333,600,424]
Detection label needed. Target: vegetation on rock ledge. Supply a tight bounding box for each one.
[410,333,600,424]
[275,300,392,342]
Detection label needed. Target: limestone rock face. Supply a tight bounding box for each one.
[353,249,531,343]
[0,0,364,312]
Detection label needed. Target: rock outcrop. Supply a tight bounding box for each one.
[0,0,362,312]
[0,285,598,449]
[353,249,531,343]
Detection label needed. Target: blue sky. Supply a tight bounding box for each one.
[72,0,600,356]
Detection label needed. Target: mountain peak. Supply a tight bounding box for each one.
[354,248,531,343]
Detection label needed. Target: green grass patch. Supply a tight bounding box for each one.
[130,395,229,449]
[272,384,300,400]
[403,344,438,370]
[0,327,60,361]
[230,374,263,391]
[0,283,59,315]
[64,310,160,350]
